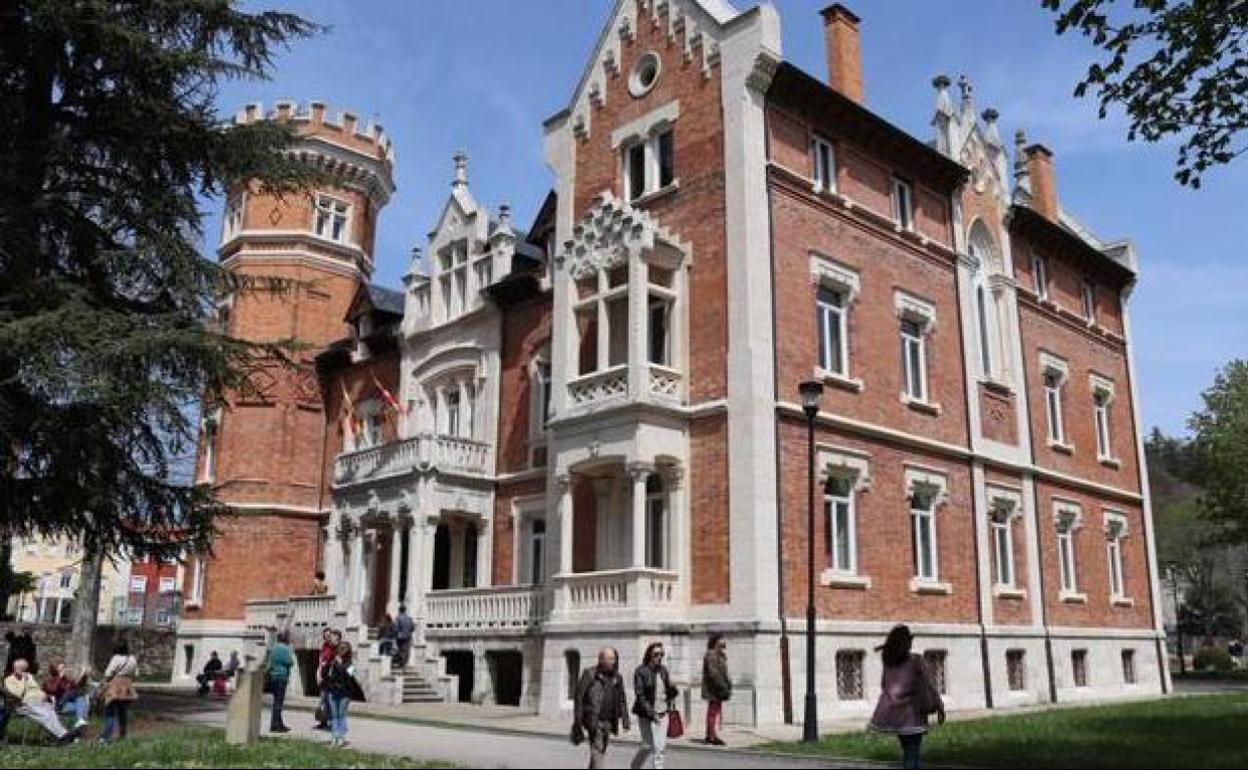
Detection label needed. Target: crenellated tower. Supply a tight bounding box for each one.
[181,101,396,642]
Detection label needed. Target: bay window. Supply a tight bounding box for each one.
[314,194,350,243]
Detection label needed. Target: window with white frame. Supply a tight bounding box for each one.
[528,517,546,585]
[645,475,668,569]
[811,135,836,193]
[1032,253,1050,300]
[199,409,220,484]
[648,264,675,366]
[129,575,148,594]
[529,357,552,466]
[906,468,947,584]
[438,242,470,321]
[895,293,935,405]
[188,558,205,606]
[59,570,73,589]
[622,126,675,203]
[968,223,1003,381]
[1081,280,1096,322]
[313,194,350,243]
[1041,354,1069,446]
[1055,505,1082,594]
[222,193,245,242]
[573,258,680,380]
[159,577,177,594]
[1105,512,1128,599]
[1072,649,1089,687]
[892,176,914,231]
[989,497,1019,589]
[1091,375,1116,461]
[817,287,848,377]
[445,389,461,438]
[824,474,857,575]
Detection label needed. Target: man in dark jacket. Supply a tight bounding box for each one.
[573,647,629,769]
[393,605,416,668]
[196,651,223,695]
[702,633,732,745]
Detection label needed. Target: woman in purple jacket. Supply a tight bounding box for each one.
[869,625,945,770]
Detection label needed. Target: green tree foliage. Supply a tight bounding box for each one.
[1044,0,1248,188]
[0,1,323,558]
[1190,360,1248,545]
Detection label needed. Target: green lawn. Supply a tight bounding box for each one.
[2,726,456,769]
[766,693,1248,769]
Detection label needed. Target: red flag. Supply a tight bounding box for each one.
[373,372,404,415]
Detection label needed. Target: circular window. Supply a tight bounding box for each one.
[629,52,662,98]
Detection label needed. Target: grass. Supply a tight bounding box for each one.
[1,724,457,769]
[1173,668,1248,682]
[765,692,1248,769]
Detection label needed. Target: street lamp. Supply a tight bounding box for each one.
[798,379,824,743]
[1168,564,1186,676]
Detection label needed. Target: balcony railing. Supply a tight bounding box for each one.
[334,434,492,485]
[424,585,548,632]
[567,365,629,407]
[553,567,680,619]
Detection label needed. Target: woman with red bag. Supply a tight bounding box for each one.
[630,641,679,769]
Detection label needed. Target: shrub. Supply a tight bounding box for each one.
[1193,646,1235,672]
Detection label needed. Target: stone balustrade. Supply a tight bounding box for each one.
[424,585,548,633]
[333,433,492,485]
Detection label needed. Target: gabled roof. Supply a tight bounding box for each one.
[1008,204,1135,284]
[345,282,405,322]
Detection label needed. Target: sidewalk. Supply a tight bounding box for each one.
[148,690,878,769]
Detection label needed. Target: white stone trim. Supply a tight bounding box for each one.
[1039,351,1069,383]
[894,290,937,331]
[1089,372,1116,401]
[611,100,681,149]
[816,444,872,490]
[808,251,861,301]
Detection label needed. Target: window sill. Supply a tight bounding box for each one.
[902,396,942,416]
[1060,591,1088,605]
[815,368,864,393]
[822,571,871,590]
[909,578,952,595]
[1112,596,1135,608]
[979,377,1013,396]
[1099,456,1122,470]
[1049,440,1075,456]
[993,586,1027,601]
[629,180,680,208]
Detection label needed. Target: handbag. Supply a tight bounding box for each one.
[665,709,685,739]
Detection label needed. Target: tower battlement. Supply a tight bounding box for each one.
[234,100,395,168]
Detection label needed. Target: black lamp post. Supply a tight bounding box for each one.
[798,379,824,743]
[1168,564,1186,676]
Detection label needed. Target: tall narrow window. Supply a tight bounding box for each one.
[976,283,994,377]
[1081,280,1096,322]
[893,177,914,231]
[900,319,928,402]
[538,361,552,425]
[1106,516,1127,599]
[811,135,835,193]
[1042,357,1069,445]
[222,194,245,242]
[648,299,671,365]
[462,382,475,439]
[835,650,866,700]
[463,525,478,588]
[1006,649,1026,691]
[445,390,460,438]
[817,287,847,376]
[657,130,675,189]
[923,650,948,694]
[992,510,1015,588]
[1032,253,1049,300]
[824,475,856,574]
[1094,389,1113,460]
[645,475,667,569]
[1056,512,1079,594]
[200,417,217,483]
[1121,649,1136,684]
[910,487,938,581]
[528,518,546,585]
[314,194,350,243]
[626,142,648,202]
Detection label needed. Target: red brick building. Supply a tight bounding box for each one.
[179,0,1166,724]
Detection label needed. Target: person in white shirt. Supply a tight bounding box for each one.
[3,658,73,743]
[99,641,139,743]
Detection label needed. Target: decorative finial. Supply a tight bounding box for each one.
[981,108,1002,147]
[957,74,974,112]
[498,203,512,228]
[932,74,954,117]
[452,150,468,190]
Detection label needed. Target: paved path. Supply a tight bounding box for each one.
[146,692,876,769]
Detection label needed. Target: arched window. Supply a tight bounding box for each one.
[968,221,1003,381]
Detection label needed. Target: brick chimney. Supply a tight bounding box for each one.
[1024,143,1058,221]
[820,4,863,103]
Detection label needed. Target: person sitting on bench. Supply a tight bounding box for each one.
[3,658,74,744]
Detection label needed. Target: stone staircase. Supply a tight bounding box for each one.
[357,625,455,705]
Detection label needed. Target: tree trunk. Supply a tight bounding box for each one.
[68,545,104,671]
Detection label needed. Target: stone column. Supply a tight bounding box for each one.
[555,474,573,576]
[325,513,345,608]
[665,464,686,579]
[399,515,417,607]
[387,520,403,616]
[346,521,365,626]
[629,463,652,569]
[422,516,439,593]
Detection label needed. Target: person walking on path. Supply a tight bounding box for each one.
[701,633,732,746]
[868,625,945,770]
[573,647,630,769]
[393,605,415,668]
[98,641,139,744]
[3,658,73,743]
[42,660,94,730]
[631,641,678,770]
[265,632,295,733]
[320,641,359,748]
[314,628,342,730]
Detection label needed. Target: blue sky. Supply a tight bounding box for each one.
[203,0,1247,437]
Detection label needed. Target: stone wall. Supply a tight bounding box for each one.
[0,622,176,679]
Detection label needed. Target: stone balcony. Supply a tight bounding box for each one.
[333,434,492,486]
